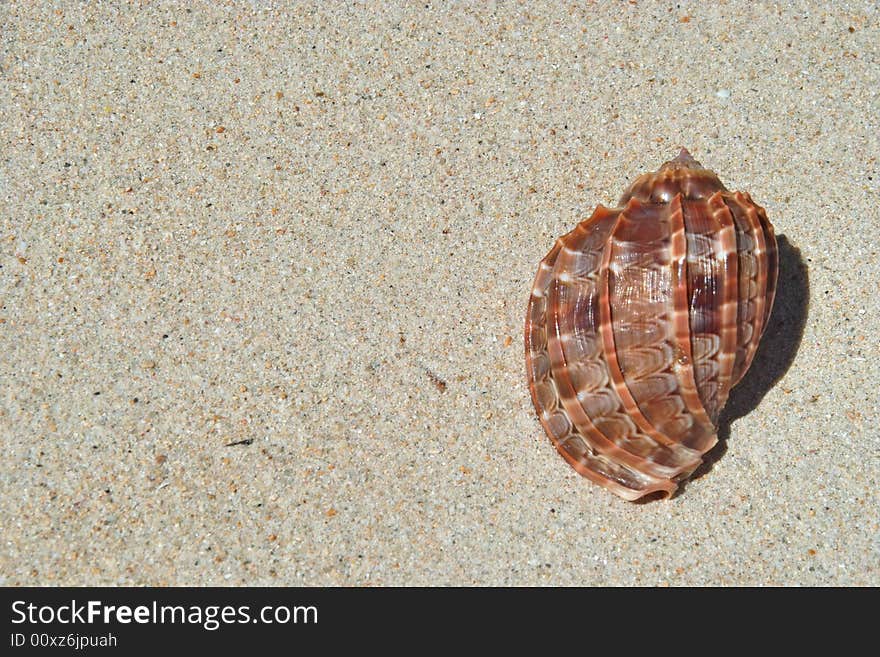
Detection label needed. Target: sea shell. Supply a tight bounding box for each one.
[524,149,778,501]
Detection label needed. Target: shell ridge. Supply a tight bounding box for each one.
[525,224,671,497]
[702,192,740,417]
[681,196,723,420]
[751,199,779,330]
[599,200,680,449]
[667,194,719,444]
[548,210,694,479]
[738,197,770,379]
[725,191,771,385]
[605,198,715,454]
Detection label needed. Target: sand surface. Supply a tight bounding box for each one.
[2,2,878,585]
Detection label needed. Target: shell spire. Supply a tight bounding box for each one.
[670,147,700,167]
[525,150,778,501]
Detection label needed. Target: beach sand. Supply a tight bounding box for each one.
[1,2,877,585]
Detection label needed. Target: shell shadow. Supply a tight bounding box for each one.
[677,234,810,494]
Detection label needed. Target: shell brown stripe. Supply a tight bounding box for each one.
[604,198,716,454]
[548,209,694,478]
[545,214,642,465]
[726,191,770,385]
[597,198,701,459]
[667,194,718,437]
[525,238,672,498]
[739,197,769,377]
[705,191,740,418]
[751,195,779,332]
[679,193,736,422]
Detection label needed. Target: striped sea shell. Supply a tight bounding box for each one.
[525,149,778,501]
